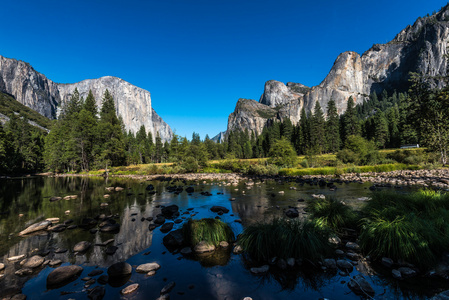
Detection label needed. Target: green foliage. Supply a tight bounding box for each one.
[359,190,449,268]
[0,92,51,129]
[180,156,199,173]
[336,135,381,165]
[325,99,341,153]
[387,149,428,165]
[268,137,297,167]
[308,197,358,231]
[246,164,279,176]
[182,218,235,247]
[238,218,332,262]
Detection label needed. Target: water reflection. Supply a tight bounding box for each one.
[0,176,442,299]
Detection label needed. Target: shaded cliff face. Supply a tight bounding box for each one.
[225,4,449,136]
[0,56,173,141]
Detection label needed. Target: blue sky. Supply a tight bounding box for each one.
[2,0,447,139]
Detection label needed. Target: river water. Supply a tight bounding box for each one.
[0,176,447,299]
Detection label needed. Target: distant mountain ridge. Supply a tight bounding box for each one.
[0,55,173,141]
[223,3,449,138]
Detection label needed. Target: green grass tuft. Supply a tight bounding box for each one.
[359,189,449,268]
[238,218,332,262]
[308,197,358,231]
[182,218,235,247]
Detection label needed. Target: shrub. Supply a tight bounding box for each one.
[238,218,332,262]
[268,137,298,167]
[180,156,199,173]
[308,197,358,231]
[387,149,427,165]
[182,218,235,247]
[337,135,380,165]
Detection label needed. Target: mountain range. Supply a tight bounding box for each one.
[221,4,449,138]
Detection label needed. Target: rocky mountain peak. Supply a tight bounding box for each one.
[0,55,173,141]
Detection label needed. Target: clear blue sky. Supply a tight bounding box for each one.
[2,0,447,139]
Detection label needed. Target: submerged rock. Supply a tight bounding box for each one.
[46,265,83,288]
[161,281,176,294]
[250,265,269,274]
[348,275,375,296]
[88,286,105,300]
[163,229,185,249]
[107,262,132,277]
[21,255,44,268]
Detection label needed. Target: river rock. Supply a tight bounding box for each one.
[88,286,106,300]
[348,275,375,296]
[337,260,354,273]
[74,241,91,253]
[107,262,132,277]
[210,206,229,214]
[160,222,174,233]
[392,269,402,279]
[50,196,62,202]
[49,224,67,232]
[345,242,360,251]
[105,246,118,255]
[382,257,394,268]
[19,220,52,235]
[180,247,192,255]
[46,265,83,288]
[250,265,269,274]
[46,217,60,223]
[121,283,139,295]
[115,187,124,191]
[233,245,243,254]
[15,268,33,276]
[287,258,295,267]
[186,186,194,193]
[98,275,109,284]
[100,223,120,233]
[161,281,176,294]
[194,241,215,253]
[49,259,62,267]
[219,241,229,248]
[161,205,179,218]
[21,255,44,268]
[323,259,337,269]
[136,262,161,273]
[285,208,299,218]
[431,290,449,300]
[0,263,4,271]
[7,254,26,262]
[154,215,166,225]
[10,294,27,300]
[163,229,184,248]
[399,267,417,278]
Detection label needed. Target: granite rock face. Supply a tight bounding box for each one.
[0,56,172,141]
[224,4,449,136]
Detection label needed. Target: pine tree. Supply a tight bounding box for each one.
[84,90,98,117]
[343,96,361,141]
[154,132,163,163]
[299,108,310,154]
[309,102,326,153]
[325,99,341,153]
[373,111,389,148]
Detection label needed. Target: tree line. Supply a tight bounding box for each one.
[1,72,448,175]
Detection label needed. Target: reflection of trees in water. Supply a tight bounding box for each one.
[240,256,332,292]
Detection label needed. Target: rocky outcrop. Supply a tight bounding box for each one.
[225,4,449,135]
[0,55,172,141]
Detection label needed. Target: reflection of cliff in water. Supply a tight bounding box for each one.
[1,200,156,268]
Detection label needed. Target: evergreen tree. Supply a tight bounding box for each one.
[310,101,326,153]
[154,132,163,163]
[299,108,310,154]
[373,111,389,148]
[343,96,360,141]
[325,99,341,153]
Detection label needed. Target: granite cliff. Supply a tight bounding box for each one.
[225,4,449,137]
[0,56,173,141]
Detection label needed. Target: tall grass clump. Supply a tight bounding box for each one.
[359,190,449,268]
[308,197,358,232]
[238,218,332,262]
[182,218,235,247]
